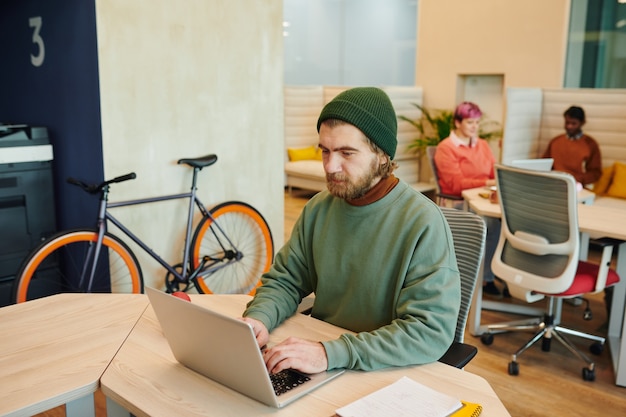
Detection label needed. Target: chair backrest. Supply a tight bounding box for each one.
[440,207,486,343]
[492,165,580,295]
[427,145,464,208]
[426,146,442,195]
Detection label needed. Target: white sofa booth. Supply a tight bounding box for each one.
[502,87,626,209]
[284,85,434,195]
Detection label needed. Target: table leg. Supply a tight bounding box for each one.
[65,394,95,417]
[106,397,132,417]
[608,242,626,387]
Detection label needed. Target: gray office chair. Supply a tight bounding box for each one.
[426,146,464,207]
[480,165,620,381]
[438,207,486,368]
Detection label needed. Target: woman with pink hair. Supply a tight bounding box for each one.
[435,102,496,196]
[434,101,502,297]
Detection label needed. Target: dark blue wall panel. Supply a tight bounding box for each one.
[0,0,104,230]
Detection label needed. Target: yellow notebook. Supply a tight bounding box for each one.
[450,400,482,417]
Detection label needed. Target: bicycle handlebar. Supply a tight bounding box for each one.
[67,172,137,194]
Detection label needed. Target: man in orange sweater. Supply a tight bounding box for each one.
[542,106,602,186]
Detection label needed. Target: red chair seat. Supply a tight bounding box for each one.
[540,261,620,297]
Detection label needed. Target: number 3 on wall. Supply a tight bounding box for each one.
[29,16,45,67]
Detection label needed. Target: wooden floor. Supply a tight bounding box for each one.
[35,189,626,417]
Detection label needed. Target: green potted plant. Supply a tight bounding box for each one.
[398,104,453,157]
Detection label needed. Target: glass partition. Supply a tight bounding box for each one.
[283,0,417,86]
[565,0,626,88]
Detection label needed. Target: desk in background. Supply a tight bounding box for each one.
[101,294,511,417]
[0,294,148,417]
[463,186,626,387]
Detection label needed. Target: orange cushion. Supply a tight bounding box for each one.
[593,165,615,196]
[606,162,626,199]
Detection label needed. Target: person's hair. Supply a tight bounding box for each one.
[320,119,398,177]
[453,101,482,122]
[370,140,398,178]
[563,106,585,123]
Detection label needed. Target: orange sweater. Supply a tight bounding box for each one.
[434,134,496,197]
[542,134,602,185]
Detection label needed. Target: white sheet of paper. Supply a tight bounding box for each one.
[335,376,462,417]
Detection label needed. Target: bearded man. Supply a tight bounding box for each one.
[242,87,460,374]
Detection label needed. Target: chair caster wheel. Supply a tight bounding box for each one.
[480,333,494,345]
[590,342,604,355]
[541,337,551,352]
[508,361,519,376]
[582,367,595,381]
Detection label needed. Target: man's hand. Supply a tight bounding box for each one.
[239,317,269,348]
[262,337,328,375]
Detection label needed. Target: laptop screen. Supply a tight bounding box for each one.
[509,158,554,172]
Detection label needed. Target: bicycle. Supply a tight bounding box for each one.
[12,154,274,303]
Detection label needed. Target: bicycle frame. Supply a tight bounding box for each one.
[84,167,237,291]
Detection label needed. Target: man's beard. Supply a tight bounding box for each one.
[326,157,380,200]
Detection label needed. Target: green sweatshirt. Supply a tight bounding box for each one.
[243,180,460,371]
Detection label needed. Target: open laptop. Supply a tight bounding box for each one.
[145,287,345,408]
[509,158,554,172]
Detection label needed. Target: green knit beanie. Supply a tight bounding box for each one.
[317,87,398,159]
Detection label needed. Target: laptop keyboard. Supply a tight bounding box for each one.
[270,369,311,396]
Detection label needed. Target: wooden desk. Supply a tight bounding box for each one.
[461,187,596,218]
[463,187,626,387]
[101,294,511,417]
[0,293,148,417]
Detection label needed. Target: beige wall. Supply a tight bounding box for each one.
[416,0,571,109]
[96,0,284,289]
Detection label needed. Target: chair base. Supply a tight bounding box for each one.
[480,313,605,381]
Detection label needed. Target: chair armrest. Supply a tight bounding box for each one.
[589,237,624,248]
[438,342,478,369]
[299,307,313,315]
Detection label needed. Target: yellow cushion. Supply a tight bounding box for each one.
[593,165,615,196]
[314,147,323,160]
[287,146,319,161]
[606,162,626,199]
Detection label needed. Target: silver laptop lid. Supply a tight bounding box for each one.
[145,287,344,408]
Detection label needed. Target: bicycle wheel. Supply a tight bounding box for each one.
[191,201,273,295]
[13,229,143,303]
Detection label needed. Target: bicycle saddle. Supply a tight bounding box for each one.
[177,154,218,168]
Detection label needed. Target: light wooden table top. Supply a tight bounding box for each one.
[101,294,511,417]
[0,293,148,417]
